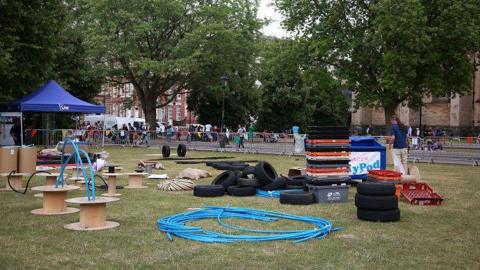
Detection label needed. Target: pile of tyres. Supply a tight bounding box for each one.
[194,161,353,205]
[355,182,401,222]
[305,126,350,177]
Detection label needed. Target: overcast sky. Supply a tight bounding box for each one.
[257,0,289,38]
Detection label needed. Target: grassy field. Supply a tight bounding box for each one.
[0,146,479,270]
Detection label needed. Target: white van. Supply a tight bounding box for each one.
[83,115,145,129]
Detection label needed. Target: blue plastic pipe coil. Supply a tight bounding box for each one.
[157,206,340,243]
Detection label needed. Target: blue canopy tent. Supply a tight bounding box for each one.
[0,80,105,145]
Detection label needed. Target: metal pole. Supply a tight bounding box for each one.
[221,85,225,133]
[472,55,477,134]
[20,112,23,145]
[102,113,105,147]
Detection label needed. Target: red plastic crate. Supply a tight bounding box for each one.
[401,182,443,206]
[368,169,402,181]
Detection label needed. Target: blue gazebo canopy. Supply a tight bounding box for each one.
[0,80,105,113]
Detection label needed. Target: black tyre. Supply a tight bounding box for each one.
[260,176,287,191]
[229,164,249,171]
[357,208,400,222]
[355,194,398,210]
[254,161,278,185]
[177,144,187,157]
[237,177,260,187]
[211,171,237,189]
[357,182,396,196]
[212,163,232,170]
[286,175,309,186]
[193,185,225,197]
[227,186,256,196]
[162,145,171,158]
[285,184,303,190]
[280,191,315,205]
[240,166,255,178]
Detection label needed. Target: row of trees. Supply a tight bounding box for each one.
[1,0,479,131]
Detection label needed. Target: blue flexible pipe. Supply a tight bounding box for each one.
[157,206,340,244]
[56,139,96,200]
[255,189,304,198]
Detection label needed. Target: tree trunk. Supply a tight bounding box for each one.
[383,104,397,135]
[143,97,157,131]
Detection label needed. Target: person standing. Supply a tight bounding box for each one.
[292,124,299,145]
[205,123,212,142]
[248,124,254,143]
[10,118,21,146]
[389,115,409,174]
[237,125,245,148]
[366,124,372,136]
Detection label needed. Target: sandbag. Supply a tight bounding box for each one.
[177,168,211,180]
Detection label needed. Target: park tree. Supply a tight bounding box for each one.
[52,0,104,102]
[84,0,262,129]
[0,0,103,105]
[256,38,348,132]
[276,0,480,129]
[185,1,262,128]
[0,0,66,102]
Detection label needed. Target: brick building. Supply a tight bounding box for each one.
[96,80,196,125]
[351,63,480,136]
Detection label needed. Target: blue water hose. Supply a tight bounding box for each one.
[157,206,341,243]
[56,139,96,200]
[256,189,303,199]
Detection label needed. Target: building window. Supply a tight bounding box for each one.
[176,105,181,120]
[159,107,165,122]
[176,94,182,101]
[167,105,173,120]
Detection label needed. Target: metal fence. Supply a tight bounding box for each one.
[23,129,480,162]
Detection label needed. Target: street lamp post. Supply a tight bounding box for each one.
[220,75,229,133]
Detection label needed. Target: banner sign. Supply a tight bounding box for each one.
[351,151,381,175]
[0,112,21,146]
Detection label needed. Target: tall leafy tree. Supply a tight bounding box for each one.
[185,1,262,128]
[276,0,480,128]
[84,0,261,128]
[0,0,66,102]
[256,38,348,132]
[53,0,104,102]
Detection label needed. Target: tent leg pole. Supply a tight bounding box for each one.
[20,112,24,146]
[102,114,105,148]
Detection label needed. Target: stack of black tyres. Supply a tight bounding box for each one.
[355,182,400,222]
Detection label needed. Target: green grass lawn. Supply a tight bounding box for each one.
[0,146,479,269]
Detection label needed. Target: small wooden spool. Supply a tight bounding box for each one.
[102,173,122,197]
[31,185,80,215]
[0,173,28,191]
[64,196,119,231]
[35,173,67,186]
[125,173,148,189]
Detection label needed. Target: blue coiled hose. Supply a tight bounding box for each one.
[157,206,340,243]
[256,189,303,198]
